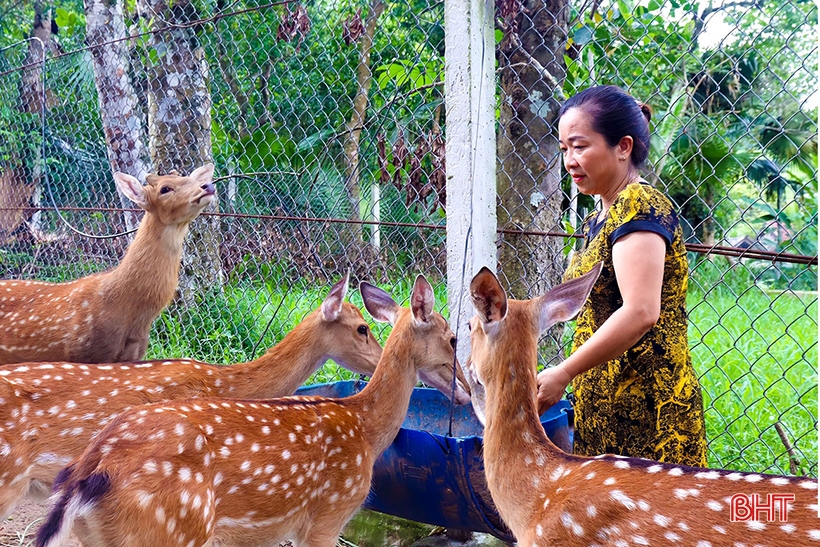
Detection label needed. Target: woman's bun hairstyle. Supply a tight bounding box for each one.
[559,85,652,167]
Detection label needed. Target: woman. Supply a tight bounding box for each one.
[536,85,707,467]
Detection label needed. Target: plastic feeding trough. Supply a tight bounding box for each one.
[295,380,574,541]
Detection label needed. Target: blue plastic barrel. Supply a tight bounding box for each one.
[295,380,574,541]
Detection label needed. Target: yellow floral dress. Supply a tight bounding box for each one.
[564,181,707,466]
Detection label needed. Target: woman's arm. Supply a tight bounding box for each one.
[536,230,667,414]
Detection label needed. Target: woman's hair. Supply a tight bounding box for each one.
[559,85,653,167]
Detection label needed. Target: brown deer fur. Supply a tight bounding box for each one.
[0,274,382,519]
[35,275,470,547]
[0,164,216,365]
[466,264,818,547]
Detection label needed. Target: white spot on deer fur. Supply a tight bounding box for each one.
[220,447,230,457]
[587,505,597,517]
[614,460,630,469]
[603,477,616,486]
[646,464,662,473]
[668,467,683,476]
[747,520,766,531]
[725,472,743,481]
[695,470,720,480]
[282,450,291,460]
[743,474,763,483]
[560,512,583,536]
[155,506,166,524]
[610,490,636,510]
[674,488,700,500]
[178,467,191,482]
[653,514,671,527]
[585,471,596,480]
[800,481,816,489]
[632,536,650,546]
[664,532,681,542]
[137,490,154,507]
[535,524,543,537]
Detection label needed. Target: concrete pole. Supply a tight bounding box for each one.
[444,0,497,365]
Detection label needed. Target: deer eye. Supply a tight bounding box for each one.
[449,337,457,349]
[357,325,368,335]
[160,186,172,194]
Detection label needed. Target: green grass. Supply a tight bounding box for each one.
[688,283,817,475]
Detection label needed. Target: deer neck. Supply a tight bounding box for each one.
[216,310,329,398]
[482,327,558,527]
[106,213,188,314]
[347,319,419,456]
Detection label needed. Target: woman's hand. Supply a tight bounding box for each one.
[536,365,573,415]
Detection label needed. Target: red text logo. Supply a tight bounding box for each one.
[730,493,794,522]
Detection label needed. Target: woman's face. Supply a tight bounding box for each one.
[558,107,630,197]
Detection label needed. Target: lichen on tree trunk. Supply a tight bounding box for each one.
[496,0,570,364]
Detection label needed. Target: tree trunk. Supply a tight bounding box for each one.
[84,0,152,232]
[342,0,385,252]
[0,3,54,241]
[496,0,569,364]
[137,0,223,304]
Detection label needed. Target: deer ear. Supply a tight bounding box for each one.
[113,172,148,209]
[470,267,507,324]
[536,262,602,333]
[410,275,435,324]
[189,163,215,184]
[360,282,399,325]
[321,271,350,322]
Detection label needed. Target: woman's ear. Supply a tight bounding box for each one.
[618,135,634,160]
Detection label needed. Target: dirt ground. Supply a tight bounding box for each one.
[1,498,80,547]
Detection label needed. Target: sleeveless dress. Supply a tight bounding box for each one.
[564,181,707,466]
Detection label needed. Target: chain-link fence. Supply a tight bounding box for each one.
[0,0,816,481]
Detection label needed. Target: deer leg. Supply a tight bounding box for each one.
[0,458,31,520]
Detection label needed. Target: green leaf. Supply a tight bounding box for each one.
[573,25,594,45]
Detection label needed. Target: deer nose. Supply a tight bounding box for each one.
[201,183,216,195]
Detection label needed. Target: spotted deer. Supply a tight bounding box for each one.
[465,264,819,547]
[0,273,385,520]
[0,164,217,365]
[35,275,469,547]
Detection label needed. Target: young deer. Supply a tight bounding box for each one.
[36,275,470,547]
[465,264,819,547]
[0,273,383,520]
[0,164,216,365]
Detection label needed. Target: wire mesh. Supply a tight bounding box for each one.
[0,0,815,480]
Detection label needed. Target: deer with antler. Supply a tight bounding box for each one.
[465,263,818,547]
[0,273,387,520]
[35,274,470,547]
[0,164,217,365]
